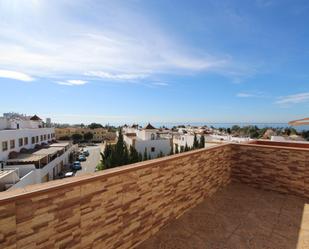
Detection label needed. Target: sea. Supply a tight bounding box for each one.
[149,123,308,132]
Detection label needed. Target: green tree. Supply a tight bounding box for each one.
[143,148,148,161]
[231,125,241,133]
[180,146,184,153]
[115,128,125,165]
[301,130,309,141]
[72,133,83,143]
[169,146,174,155]
[193,133,199,149]
[59,135,70,141]
[138,152,143,161]
[88,123,103,129]
[129,146,139,163]
[184,143,190,151]
[157,151,164,158]
[123,146,129,165]
[83,132,94,142]
[199,135,205,148]
[175,144,179,154]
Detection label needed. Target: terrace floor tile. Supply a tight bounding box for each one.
[136,183,309,249]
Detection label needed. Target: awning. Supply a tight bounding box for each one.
[288,118,309,126]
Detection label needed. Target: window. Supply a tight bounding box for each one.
[151,147,155,152]
[40,135,43,141]
[151,133,155,140]
[32,137,35,144]
[2,141,8,151]
[24,137,28,145]
[10,140,15,149]
[19,138,23,147]
[36,136,39,143]
[48,134,50,139]
[44,135,46,140]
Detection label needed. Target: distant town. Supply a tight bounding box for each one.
[0,112,308,192]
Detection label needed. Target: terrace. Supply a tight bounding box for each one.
[137,183,309,249]
[0,141,308,249]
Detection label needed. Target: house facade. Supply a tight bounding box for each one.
[0,114,55,161]
[123,124,171,158]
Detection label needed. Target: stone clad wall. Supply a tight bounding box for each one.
[1,142,308,249]
[0,145,232,249]
[231,144,309,198]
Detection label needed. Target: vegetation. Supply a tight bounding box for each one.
[71,133,83,143]
[216,125,304,139]
[88,123,103,129]
[83,132,94,142]
[98,129,154,170]
[193,133,199,149]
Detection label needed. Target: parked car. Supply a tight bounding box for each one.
[78,155,86,161]
[71,161,82,171]
[64,172,74,177]
[83,150,90,157]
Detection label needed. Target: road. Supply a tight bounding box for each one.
[75,145,102,176]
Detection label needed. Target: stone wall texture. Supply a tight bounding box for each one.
[0,144,232,249]
[231,143,309,199]
[0,142,308,249]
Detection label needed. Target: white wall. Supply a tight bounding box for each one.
[173,134,196,150]
[7,144,76,190]
[0,128,55,161]
[205,134,250,143]
[124,135,134,147]
[0,118,8,130]
[135,139,171,158]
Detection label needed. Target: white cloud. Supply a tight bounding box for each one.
[85,71,147,80]
[152,82,169,86]
[0,69,34,82]
[236,93,254,98]
[276,92,309,105]
[236,91,266,98]
[0,1,249,83]
[56,79,88,86]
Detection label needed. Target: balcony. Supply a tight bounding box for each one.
[0,141,308,249]
[137,182,309,249]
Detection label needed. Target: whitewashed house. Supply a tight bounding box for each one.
[0,113,75,191]
[123,124,171,158]
[0,114,55,161]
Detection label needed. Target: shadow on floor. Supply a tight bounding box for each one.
[137,183,309,249]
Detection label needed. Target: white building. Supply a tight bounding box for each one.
[172,133,200,151]
[0,114,55,161]
[0,113,72,191]
[123,124,171,158]
[2,142,76,191]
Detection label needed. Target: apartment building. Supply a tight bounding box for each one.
[0,114,55,161]
[123,123,171,158]
[55,127,107,141]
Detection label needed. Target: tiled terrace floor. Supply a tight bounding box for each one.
[137,183,309,249]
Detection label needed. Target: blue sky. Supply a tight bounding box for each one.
[0,0,308,124]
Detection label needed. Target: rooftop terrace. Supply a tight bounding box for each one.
[138,183,309,249]
[0,141,308,249]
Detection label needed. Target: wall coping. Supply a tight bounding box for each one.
[0,143,230,204]
[237,141,309,152]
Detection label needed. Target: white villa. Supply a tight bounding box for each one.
[0,113,75,191]
[123,124,171,158]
